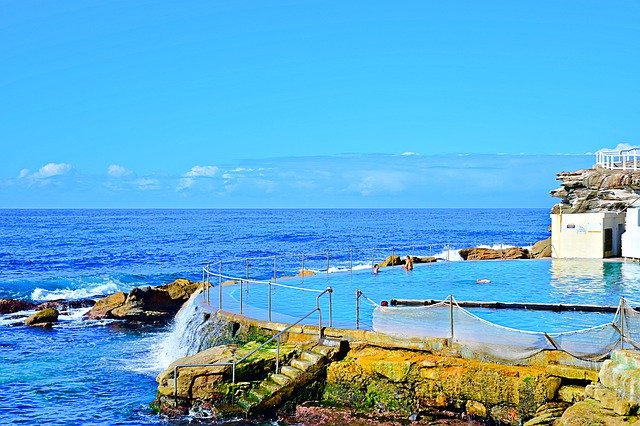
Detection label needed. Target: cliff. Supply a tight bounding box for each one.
[550,167,640,214]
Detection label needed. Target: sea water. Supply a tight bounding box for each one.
[0,208,575,424]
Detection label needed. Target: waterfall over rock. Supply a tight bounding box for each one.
[155,288,230,369]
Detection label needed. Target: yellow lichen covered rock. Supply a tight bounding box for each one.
[323,345,556,424]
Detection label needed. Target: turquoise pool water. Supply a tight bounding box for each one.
[215,258,640,333]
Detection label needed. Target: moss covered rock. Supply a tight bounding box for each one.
[323,345,555,424]
[24,308,58,326]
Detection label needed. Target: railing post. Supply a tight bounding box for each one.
[301,253,305,280]
[392,246,395,267]
[328,287,333,328]
[268,280,272,322]
[356,289,362,330]
[621,298,626,350]
[449,295,454,343]
[326,252,330,275]
[232,364,236,402]
[318,305,323,340]
[218,261,223,310]
[276,335,281,374]
[239,278,243,316]
[349,249,353,274]
[245,258,249,294]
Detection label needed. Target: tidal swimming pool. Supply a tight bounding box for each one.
[213,258,640,334]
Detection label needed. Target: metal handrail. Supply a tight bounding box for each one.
[172,286,333,403]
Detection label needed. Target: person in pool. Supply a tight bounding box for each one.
[403,255,414,271]
[372,264,380,274]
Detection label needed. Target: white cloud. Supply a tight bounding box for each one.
[135,178,160,190]
[18,163,72,180]
[177,165,219,190]
[108,164,132,177]
[353,171,407,196]
[184,165,219,177]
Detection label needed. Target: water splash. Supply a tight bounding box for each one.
[154,288,230,370]
[31,282,120,301]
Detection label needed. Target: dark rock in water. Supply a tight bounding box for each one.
[36,299,96,312]
[412,256,437,264]
[379,255,403,267]
[87,279,200,323]
[25,308,59,326]
[0,298,35,315]
[459,247,530,260]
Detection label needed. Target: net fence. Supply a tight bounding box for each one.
[372,296,636,362]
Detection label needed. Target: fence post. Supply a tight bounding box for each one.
[329,287,333,328]
[245,258,249,294]
[276,335,281,374]
[326,252,330,276]
[356,289,362,330]
[218,261,222,310]
[621,298,626,350]
[449,295,454,343]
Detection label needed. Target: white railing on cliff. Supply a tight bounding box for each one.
[596,148,640,171]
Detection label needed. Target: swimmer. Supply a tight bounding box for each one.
[372,264,380,274]
[402,255,414,271]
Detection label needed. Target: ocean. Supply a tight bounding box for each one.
[0,208,551,425]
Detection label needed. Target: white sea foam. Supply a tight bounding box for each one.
[154,288,207,370]
[31,282,120,301]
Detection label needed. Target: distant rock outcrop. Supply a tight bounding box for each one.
[551,167,640,213]
[0,298,35,315]
[87,279,200,323]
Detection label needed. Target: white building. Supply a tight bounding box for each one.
[622,208,640,259]
[550,211,626,258]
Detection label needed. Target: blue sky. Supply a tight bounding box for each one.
[0,1,637,208]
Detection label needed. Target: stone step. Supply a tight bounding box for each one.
[248,386,271,403]
[259,380,281,394]
[313,345,338,357]
[300,350,324,363]
[236,397,253,411]
[270,373,292,386]
[280,365,303,379]
[290,358,314,371]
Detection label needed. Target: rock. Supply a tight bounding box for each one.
[87,279,200,323]
[297,269,316,277]
[323,345,553,422]
[556,399,632,426]
[87,291,126,320]
[523,402,571,425]
[379,255,403,267]
[412,256,437,264]
[551,168,640,213]
[24,308,58,326]
[458,247,530,260]
[557,385,585,404]
[0,298,35,314]
[154,340,299,417]
[599,350,640,402]
[36,299,95,312]
[466,400,487,418]
[531,237,552,258]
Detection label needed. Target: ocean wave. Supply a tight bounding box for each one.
[31,282,120,302]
